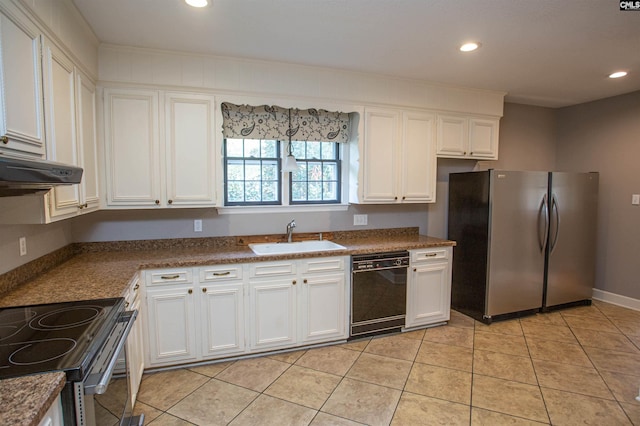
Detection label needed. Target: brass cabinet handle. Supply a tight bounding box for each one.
[292,280,297,285]
[0,135,8,144]
[425,253,437,257]
[188,289,193,294]
[202,288,207,293]
[160,274,180,280]
[133,283,140,291]
[212,271,231,276]
[125,301,130,308]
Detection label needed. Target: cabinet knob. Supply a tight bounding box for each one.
[414,268,417,272]
[168,199,173,204]
[470,152,474,155]
[292,280,297,285]
[188,289,193,294]
[402,196,406,200]
[394,196,398,200]
[202,288,207,293]
[303,279,308,284]
[155,200,160,205]
[463,151,467,155]
[0,135,8,144]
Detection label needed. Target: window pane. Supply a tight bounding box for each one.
[308,162,323,181]
[292,163,307,181]
[262,140,277,158]
[323,182,338,200]
[245,161,261,181]
[306,142,321,160]
[226,139,244,157]
[227,182,244,202]
[291,141,305,159]
[292,182,307,201]
[262,162,278,181]
[244,139,261,157]
[245,181,261,202]
[227,161,244,180]
[323,163,338,181]
[321,142,336,160]
[308,182,322,201]
[262,181,278,202]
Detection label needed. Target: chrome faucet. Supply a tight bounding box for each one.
[285,219,296,243]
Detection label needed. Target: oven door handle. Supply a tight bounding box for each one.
[85,310,137,395]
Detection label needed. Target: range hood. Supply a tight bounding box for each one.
[0,154,83,197]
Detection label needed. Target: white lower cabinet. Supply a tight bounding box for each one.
[145,269,198,366]
[143,257,348,368]
[37,394,63,426]
[406,247,453,328]
[125,276,144,408]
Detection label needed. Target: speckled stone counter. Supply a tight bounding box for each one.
[0,372,65,426]
[0,228,455,424]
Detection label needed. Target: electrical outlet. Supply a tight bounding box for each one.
[19,237,27,256]
[353,214,368,226]
[632,194,640,206]
[194,219,203,232]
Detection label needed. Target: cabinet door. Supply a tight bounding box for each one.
[362,108,399,202]
[165,92,216,206]
[42,39,80,218]
[406,261,451,327]
[249,278,296,350]
[468,118,499,159]
[401,112,436,202]
[127,295,144,408]
[300,272,346,343]
[104,88,161,206]
[146,286,198,366]
[436,114,467,158]
[75,71,99,212]
[200,283,245,358]
[0,9,45,156]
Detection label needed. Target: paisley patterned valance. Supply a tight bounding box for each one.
[221,102,352,143]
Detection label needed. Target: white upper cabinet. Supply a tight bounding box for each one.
[164,92,216,206]
[0,6,45,156]
[358,107,436,204]
[75,70,100,212]
[436,114,499,160]
[103,88,216,208]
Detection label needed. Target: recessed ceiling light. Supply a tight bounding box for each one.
[185,0,209,7]
[460,42,480,52]
[609,71,628,79]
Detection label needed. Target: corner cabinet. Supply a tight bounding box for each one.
[103,88,216,208]
[436,114,499,160]
[359,107,437,204]
[0,5,46,157]
[406,247,453,328]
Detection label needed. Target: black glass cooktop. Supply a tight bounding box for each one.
[0,298,125,381]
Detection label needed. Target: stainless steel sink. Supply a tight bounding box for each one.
[249,240,346,256]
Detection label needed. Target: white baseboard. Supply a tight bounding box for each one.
[592,288,640,312]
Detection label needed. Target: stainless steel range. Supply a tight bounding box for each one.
[0,298,142,425]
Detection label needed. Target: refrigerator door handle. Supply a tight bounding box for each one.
[538,194,549,252]
[550,194,560,253]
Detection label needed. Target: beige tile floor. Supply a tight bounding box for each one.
[132,300,640,425]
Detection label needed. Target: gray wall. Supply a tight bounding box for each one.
[556,90,640,299]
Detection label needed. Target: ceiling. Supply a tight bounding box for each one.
[71,0,640,108]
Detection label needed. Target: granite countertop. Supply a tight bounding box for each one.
[0,372,66,426]
[0,229,454,424]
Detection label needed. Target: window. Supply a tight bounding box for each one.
[224,138,281,205]
[224,138,341,206]
[290,141,341,204]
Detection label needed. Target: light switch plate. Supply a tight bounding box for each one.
[194,219,203,232]
[353,214,368,226]
[632,194,640,206]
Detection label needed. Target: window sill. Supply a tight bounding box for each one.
[216,204,350,215]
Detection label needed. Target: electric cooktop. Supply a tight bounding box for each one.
[0,298,125,381]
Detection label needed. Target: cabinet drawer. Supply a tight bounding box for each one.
[147,269,193,285]
[250,261,296,278]
[200,265,243,282]
[411,248,449,263]
[301,257,345,274]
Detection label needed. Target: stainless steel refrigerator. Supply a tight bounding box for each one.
[448,170,598,323]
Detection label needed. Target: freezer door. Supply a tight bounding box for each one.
[546,172,599,308]
[486,170,548,316]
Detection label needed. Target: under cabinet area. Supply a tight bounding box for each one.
[142,256,349,368]
[406,247,453,328]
